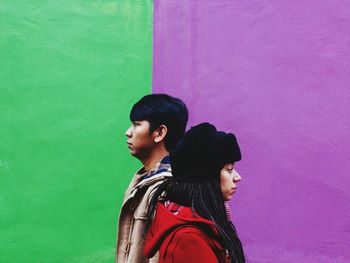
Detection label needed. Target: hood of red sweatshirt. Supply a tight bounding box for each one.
[144,201,224,258]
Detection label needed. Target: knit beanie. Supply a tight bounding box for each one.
[170,122,241,181]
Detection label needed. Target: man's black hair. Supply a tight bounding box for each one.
[130,94,188,151]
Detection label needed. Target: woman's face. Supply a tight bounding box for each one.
[220,163,242,201]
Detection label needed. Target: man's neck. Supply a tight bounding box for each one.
[141,148,169,172]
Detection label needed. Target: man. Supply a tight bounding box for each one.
[116,94,188,263]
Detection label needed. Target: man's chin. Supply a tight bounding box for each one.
[129,150,141,159]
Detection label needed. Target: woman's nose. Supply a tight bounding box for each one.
[233,169,242,182]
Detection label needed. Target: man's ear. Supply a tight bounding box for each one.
[154,125,168,143]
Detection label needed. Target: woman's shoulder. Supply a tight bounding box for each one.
[164,225,228,263]
[165,226,220,262]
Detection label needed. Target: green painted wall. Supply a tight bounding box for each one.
[0,1,153,262]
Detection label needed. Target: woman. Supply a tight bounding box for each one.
[144,123,245,263]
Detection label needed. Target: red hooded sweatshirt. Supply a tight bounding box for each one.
[144,201,230,263]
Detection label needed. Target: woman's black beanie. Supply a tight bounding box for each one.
[170,122,241,181]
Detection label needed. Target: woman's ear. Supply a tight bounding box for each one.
[154,125,168,143]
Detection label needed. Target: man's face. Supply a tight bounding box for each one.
[125,120,156,159]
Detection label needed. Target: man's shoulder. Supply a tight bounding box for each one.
[123,170,171,203]
[138,169,172,187]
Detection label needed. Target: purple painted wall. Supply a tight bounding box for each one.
[152,1,350,262]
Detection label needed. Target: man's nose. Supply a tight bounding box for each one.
[125,126,132,137]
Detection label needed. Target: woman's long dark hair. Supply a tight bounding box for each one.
[144,175,245,263]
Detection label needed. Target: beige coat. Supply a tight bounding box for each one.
[116,168,172,263]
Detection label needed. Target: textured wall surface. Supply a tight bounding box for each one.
[153,1,350,262]
[0,1,152,262]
